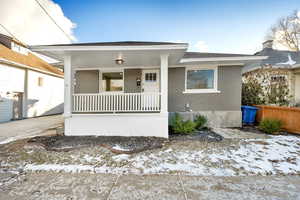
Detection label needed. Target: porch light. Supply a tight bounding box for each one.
[115,58,124,65]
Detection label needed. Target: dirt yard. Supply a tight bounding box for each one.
[0,128,299,177]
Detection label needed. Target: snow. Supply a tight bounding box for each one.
[112,144,131,152]
[25,164,95,173]
[21,135,300,176]
[278,54,297,66]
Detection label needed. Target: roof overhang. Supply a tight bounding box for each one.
[292,64,300,69]
[0,58,64,78]
[180,56,268,64]
[30,44,189,68]
[30,44,188,52]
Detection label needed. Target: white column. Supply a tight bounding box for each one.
[22,69,28,118]
[160,54,169,113]
[64,55,72,117]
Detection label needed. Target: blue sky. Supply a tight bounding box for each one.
[54,0,299,54]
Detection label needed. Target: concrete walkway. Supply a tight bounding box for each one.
[0,115,63,144]
[0,172,300,200]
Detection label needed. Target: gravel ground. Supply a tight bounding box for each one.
[0,128,299,177]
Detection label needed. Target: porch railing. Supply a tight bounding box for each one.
[73,93,161,113]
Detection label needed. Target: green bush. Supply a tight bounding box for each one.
[171,113,196,134]
[194,115,207,130]
[259,118,282,134]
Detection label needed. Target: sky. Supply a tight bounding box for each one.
[0,0,299,54]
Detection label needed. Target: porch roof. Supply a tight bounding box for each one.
[30,41,188,68]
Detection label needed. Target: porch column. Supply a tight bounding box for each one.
[160,54,169,113]
[64,55,72,117]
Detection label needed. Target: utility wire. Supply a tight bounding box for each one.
[34,0,73,42]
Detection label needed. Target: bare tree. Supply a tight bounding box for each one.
[267,10,300,51]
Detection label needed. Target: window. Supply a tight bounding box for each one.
[102,72,123,92]
[271,75,286,83]
[145,73,157,82]
[185,66,219,93]
[11,42,28,55]
[38,77,44,87]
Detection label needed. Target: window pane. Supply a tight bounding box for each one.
[153,73,157,81]
[187,69,214,89]
[102,72,123,91]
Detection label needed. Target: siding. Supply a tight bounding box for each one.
[0,98,12,122]
[0,63,25,92]
[295,74,300,104]
[74,70,99,93]
[124,69,142,93]
[168,66,242,112]
[27,70,64,117]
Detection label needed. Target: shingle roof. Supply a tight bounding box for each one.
[0,44,63,76]
[243,48,300,72]
[183,52,254,58]
[41,41,187,47]
[256,48,300,66]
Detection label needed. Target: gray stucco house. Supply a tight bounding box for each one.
[243,40,300,106]
[31,41,266,138]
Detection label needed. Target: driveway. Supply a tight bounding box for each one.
[1,172,300,200]
[0,115,63,145]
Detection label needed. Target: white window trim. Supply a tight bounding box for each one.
[183,65,220,94]
[99,69,124,93]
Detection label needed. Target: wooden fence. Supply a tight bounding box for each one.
[256,105,300,134]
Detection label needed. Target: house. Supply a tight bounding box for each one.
[30,41,266,138]
[0,33,64,123]
[243,40,300,106]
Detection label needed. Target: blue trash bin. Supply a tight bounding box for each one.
[241,106,259,124]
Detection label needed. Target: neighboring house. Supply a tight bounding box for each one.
[243,40,300,105]
[0,34,64,123]
[31,41,266,138]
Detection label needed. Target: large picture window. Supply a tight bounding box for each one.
[185,66,219,93]
[102,72,123,92]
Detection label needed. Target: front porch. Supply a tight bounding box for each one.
[31,42,188,138]
[72,67,163,113]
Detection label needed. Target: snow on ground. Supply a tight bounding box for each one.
[16,134,300,176]
[112,144,132,152]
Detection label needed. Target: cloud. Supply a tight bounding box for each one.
[0,0,76,45]
[193,41,209,52]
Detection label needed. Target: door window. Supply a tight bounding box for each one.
[145,73,157,82]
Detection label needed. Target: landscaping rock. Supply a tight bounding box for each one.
[170,129,223,142]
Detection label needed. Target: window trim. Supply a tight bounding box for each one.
[99,69,124,93]
[184,65,220,94]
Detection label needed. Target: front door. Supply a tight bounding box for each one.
[142,69,160,92]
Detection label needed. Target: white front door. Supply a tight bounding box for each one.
[142,69,160,92]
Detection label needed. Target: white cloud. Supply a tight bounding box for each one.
[193,40,209,52]
[0,0,76,45]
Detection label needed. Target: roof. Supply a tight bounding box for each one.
[0,44,63,77]
[243,48,300,73]
[183,52,254,58]
[35,41,188,47]
[0,33,27,48]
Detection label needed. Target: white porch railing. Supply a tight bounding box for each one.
[73,93,161,113]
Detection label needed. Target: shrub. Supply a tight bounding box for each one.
[171,113,196,134]
[194,115,207,130]
[259,118,282,134]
